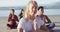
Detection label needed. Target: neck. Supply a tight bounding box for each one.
[30,14,35,20]
[39,14,43,17]
[12,14,14,16]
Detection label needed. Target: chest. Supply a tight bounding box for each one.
[23,20,33,31]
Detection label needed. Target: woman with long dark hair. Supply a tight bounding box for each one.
[19,9,24,19]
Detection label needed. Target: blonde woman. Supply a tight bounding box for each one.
[17,1,37,32]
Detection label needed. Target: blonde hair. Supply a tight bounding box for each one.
[23,0,38,20]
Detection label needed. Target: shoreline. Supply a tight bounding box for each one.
[0,15,60,22]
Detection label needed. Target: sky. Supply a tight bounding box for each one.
[0,0,60,7]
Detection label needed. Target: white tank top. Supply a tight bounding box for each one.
[17,16,44,32]
[35,15,44,29]
[17,17,34,32]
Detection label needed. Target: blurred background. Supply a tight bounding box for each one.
[0,0,60,32]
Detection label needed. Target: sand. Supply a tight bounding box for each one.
[0,15,60,32]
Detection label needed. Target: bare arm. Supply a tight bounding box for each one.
[18,28,23,32]
[33,19,38,32]
[41,23,50,32]
[44,15,51,23]
[8,16,11,22]
[16,15,19,22]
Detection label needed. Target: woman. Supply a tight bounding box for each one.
[38,6,55,32]
[17,1,36,32]
[19,9,24,19]
[7,9,19,29]
[17,0,49,32]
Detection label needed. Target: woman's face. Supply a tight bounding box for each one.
[29,3,37,16]
[22,11,24,14]
[39,8,44,15]
[10,10,14,15]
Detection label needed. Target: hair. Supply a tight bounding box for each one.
[20,9,24,14]
[21,9,24,11]
[11,9,15,12]
[9,9,15,17]
[19,9,24,19]
[23,0,38,20]
[27,0,38,9]
[38,6,44,11]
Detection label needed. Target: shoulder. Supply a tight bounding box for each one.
[19,17,26,23]
[18,17,25,26]
[17,17,25,29]
[14,15,17,16]
[35,15,44,25]
[43,15,48,17]
[35,15,39,19]
[14,15,18,18]
[35,15,38,17]
[35,15,43,22]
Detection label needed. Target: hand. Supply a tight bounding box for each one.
[33,19,38,31]
[8,21,12,25]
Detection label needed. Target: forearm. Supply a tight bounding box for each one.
[18,28,23,32]
[43,27,49,32]
[31,29,38,32]
[18,29,20,32]
[45,29,49,32]
[42,24,50,32]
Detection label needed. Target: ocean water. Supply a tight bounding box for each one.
[44,9,60,15]
[0,10,20,17]
[0,9,60,17]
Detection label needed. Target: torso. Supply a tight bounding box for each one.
[35,15,44,29]
[39,15,47,23]
[19,17,34,32]
[8,15,18,24]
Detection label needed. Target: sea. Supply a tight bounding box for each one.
[0,9,60,17]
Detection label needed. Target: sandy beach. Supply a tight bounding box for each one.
[0,15,60,32]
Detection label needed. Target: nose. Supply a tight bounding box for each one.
[32,5,37,14]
